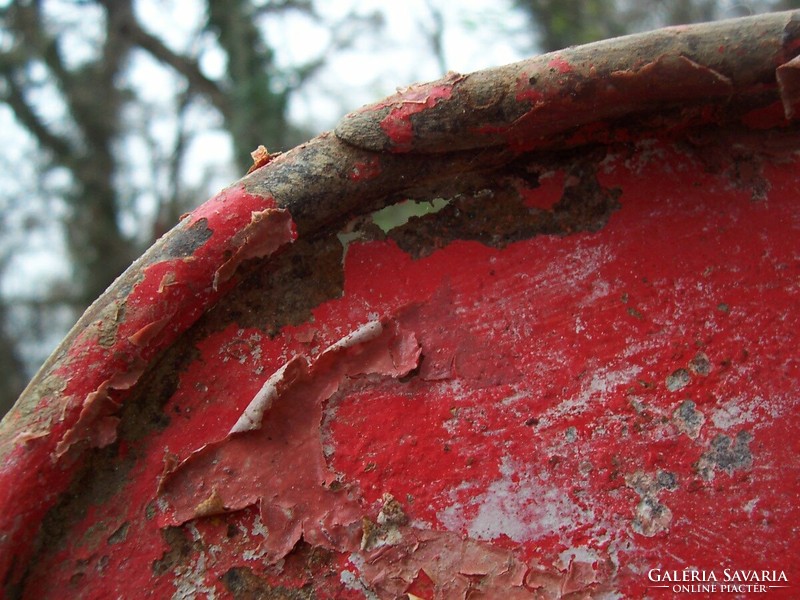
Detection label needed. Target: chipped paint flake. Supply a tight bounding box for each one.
[228,360,302,434]
[54,366,145,458]
[213,207,296,289]
[246,145,273,174]
[353,523,606,598]
[157,318,420,562]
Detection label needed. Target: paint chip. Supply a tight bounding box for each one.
[665,368,691,392]
[157,318,421,563]
[673,399,705,439]
[213,208,295,290]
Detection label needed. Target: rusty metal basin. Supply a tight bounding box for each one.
[2,11,800,599]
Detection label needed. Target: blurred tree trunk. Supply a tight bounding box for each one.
[0,298,26,418]
[514,0,631,52]
[2,0,138,307]
[0,0,324,416]
[206,0,291,167]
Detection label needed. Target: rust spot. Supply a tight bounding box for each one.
[152,527,196,577]
[211,235,343,335]
[150,217,213,262]
[221,567,314,599]
[388,155,621,259]
[360,517,380,552]
[107,522,129,546]
[361,494,409,552]
[26,443,138,582]
[377,493,409,527]
[117,341,201,442]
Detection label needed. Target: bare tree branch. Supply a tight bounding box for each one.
[6,0,94,143]
[252,0,315,16]
[124,19,232,120]
[0,66,74,159]
[288,9,384,90]
[147,88,197,241]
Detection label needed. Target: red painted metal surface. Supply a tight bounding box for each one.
[2,12,800,600]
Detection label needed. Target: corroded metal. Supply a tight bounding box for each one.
[2,11,800,599]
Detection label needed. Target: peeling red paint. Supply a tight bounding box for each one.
[323,149,800,597]
[359,526,589,598]
[0,184,296,587]
[54,366,144,457]
[212,207,295,289]
[378,80,459,151]
[157,318,420,562]
[4,13,800,599]
[11,137,798,599]
[355,493,604,597]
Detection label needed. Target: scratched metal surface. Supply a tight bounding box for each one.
[2,11,800,600]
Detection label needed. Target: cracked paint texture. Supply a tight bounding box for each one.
[157,318,420,563]
[0,185,296,585]
[11,137,800,600]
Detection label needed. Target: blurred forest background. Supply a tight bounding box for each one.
[0,0,797,418]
